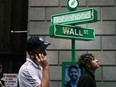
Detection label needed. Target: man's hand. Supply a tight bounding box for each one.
[35,54,50,87]
[35,54,49,69]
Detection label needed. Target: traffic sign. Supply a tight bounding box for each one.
[51,8,97,25]
[49,24,95,40]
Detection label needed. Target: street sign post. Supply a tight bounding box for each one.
[49,2,98,86]
[49,24,95,41]
[51,8,97,25]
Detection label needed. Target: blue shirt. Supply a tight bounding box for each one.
[18,58,42,87]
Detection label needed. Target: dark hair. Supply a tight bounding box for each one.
[78,53,94,68]
[68,65,78,72]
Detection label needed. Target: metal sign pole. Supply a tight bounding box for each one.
[72,38,76,62]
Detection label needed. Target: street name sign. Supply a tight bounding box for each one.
[51,8,97,25]
[49,24,95,40]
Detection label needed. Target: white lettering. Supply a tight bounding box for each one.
[62,27,70,35]
[61,27,84,36]
[84,30,88,34]
[70,28,75,35]
[53,11,91,24]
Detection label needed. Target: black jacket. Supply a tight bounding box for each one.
[77,69,96,87]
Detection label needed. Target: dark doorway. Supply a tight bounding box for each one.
[0,0,28,73]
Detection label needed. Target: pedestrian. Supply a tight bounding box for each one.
[18,36,50,87]
[77,53,99,87]
[65,65,79,87]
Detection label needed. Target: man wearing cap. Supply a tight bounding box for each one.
[18,36,50,87]
[77,53,99,87]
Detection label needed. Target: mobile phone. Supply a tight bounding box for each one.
[30,52,36,59]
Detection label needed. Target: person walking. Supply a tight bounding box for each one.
[77,53,99,87]
[18,36,50,87]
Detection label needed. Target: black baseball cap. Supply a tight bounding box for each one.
[26,36,50,52]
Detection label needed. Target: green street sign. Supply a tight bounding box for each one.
[51,8,97,25]
[49,24,95,40]
[67,0,79,11]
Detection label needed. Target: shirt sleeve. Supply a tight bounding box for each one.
[26,66,42,87]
